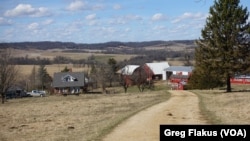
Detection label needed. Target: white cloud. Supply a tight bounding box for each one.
[66,1,104,11]
[0,17,12,25]
[124,15,142,21]
[109,18,126,25]
[172,12,207,23]
[42,19,53,25]
[85,14,96,20]
[28,22,39,30]
[32,7,50,17]
[125,28,130,32]
[152,13,166,21]
[66,0,87,11]
[113,4,121,10]
[98,27,116,34]
[153,25,166,30]
[4,4,50,17]
[109,14,142,25]
[92,4,104,10]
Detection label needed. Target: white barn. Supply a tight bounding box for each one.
[117,65,139,75]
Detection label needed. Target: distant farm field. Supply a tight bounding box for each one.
[12,48,136,77]
[14,48,187,77]
[18,64,88,77]
[11,49,136,62]
[0,90,170,141]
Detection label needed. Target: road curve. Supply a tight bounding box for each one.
[102,90,208,141]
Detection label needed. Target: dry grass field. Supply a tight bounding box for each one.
[18,64,89,77]
[193,85,250,124]
[0,89,170,141]
[11,49,136,62]
[12,48,136,77]
[18,59,187,77]
[1,81,250,141]
[144,43,195,52]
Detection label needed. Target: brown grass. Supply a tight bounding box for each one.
[0,90,170,141]
[193,86,250,124]
[18,64,89,77]
[10,49,135,62]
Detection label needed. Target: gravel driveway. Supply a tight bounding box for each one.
[103,90,208,141]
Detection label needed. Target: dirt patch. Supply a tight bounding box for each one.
[103,90,208,141]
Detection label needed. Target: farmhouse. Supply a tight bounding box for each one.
[164,66,193,90]
[52,72,88,94]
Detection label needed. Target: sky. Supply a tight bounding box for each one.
[0,0,249,43]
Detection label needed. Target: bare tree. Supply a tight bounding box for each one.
[0,49,19,104]
[132,66,153,92]
[120,66,154,93]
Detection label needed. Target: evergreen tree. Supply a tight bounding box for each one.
[191,0,250,92]
[38,64,52,90]
[29,65,37,90]
[61,66,71,72]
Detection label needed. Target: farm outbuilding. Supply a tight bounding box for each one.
[117,65,140,75]
[230,75,250,84]
[143,62,170,80]
[52,72,88,94]
[164,66,193,90]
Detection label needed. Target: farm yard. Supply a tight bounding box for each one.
[194,89,250,124]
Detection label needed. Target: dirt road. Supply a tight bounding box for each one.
[103,90,208,141]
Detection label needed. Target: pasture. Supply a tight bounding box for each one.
[11,48,136,62]
[13,48,136,77]
[0,89,170,141]
[1,83,250,140]
[18,64,88,77]
[193,84,250,124]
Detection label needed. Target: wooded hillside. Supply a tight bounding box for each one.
[0,40,195,50]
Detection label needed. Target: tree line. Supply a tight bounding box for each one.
[0,40,194,50]
[10,48,194,66]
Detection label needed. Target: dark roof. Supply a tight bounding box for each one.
[52,72,85,88]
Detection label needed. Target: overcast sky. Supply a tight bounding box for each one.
[0,0,249,43]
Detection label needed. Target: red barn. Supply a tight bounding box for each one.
[164,66,193,90]
[230,75,250,84]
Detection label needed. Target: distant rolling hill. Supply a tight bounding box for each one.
[0,40,196,50]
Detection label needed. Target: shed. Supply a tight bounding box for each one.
[164,66,193,90]
[164,66,193,75]
[230,75,250,84]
